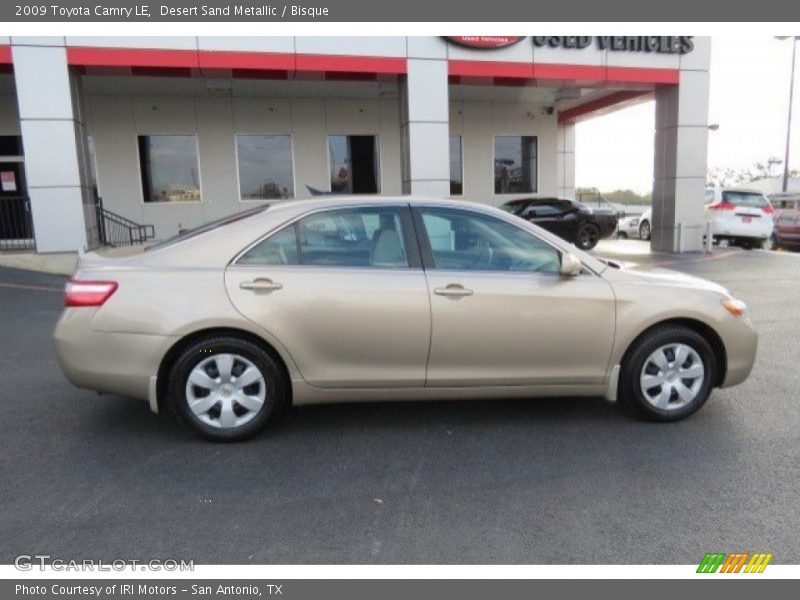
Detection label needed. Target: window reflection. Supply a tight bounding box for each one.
[138,135,201,203]
[494,136,537,194]
[236,135,294,200]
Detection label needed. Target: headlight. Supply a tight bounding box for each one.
[722,298,747,317]
[629,218,640,226]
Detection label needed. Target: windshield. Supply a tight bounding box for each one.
[146,205,270,251]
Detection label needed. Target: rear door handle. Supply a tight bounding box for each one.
[239,278,283,292]
[433,284,474,298]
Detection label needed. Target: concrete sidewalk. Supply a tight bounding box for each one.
[0,252,77,275]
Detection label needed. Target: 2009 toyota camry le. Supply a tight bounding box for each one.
[54,197,757,441]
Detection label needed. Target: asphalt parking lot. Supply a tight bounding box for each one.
[1,243,799,565]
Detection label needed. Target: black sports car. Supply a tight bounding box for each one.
[500,197,618,250]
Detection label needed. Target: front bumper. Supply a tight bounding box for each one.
[53,308,176,404]
[719,315,758,388]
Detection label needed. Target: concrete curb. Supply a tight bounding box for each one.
[0,252,77,276]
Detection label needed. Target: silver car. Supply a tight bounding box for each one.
[54,197,757,441]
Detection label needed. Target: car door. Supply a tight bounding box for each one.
[520,201,573,240]
[414,205,616,387]
[225,205,431,388]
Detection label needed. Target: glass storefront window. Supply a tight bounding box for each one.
[329,135,380,194]
[450,136,463,196]
[494,136,537,194]
[138,135,201,203]
[236,135,294,200]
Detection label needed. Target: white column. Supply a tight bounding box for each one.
[12,37,90,252]
[400,45,450,196]
[651,38,711,253]
[556,122,576,199]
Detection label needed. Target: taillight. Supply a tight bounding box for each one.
[762,204,775,215]
[708,201,735,211]
[64,280,118,307]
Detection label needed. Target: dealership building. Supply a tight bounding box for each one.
[0,35,711,253]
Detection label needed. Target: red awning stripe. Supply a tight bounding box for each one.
[198,50,296,71]
[448,59,534,79]
[65,46,407,76]
[557,90,654,124]
[67,47,200,69]
[449,59,679,86]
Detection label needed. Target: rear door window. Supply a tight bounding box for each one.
[238,206,415,268]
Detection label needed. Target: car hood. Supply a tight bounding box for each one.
[603,263,730,296]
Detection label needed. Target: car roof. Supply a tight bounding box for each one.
[716,187,766,195]
[500,197,570,205]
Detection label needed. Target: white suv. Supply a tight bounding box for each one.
[705,188,774,249]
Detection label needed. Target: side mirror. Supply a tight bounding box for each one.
[560,252,583,277]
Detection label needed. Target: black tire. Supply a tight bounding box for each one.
[616,231,628,239]
[169,336,288,442]
[639,220,651,241]
[576,223,601,250]
[618,325,716,422]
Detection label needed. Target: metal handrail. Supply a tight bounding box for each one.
[95,197,155,247]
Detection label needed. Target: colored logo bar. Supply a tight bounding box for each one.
[697,552,773,573]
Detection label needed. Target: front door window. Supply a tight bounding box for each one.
[418,207,560,273]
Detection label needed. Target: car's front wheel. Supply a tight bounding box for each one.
[169,336,287,441]
[576,223,601,250]
[639,219,651,241]
[619,325,716,422]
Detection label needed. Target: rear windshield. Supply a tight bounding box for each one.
[722,192,769,208]
[146,205,270,251]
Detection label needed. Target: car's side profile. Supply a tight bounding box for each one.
[54,197,757,441]
[500,197,618,250]
[771,197,800,250]
[617,208,652,241]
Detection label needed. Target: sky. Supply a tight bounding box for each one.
[575,36,800,194]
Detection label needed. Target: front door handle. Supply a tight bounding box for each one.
[433,284,474,298]
[239,278,283,292]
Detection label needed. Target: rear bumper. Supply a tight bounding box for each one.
[53,308,176,403]
[712,220,772,240]
[776,230,800,246]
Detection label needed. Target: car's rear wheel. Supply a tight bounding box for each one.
[169,336,287,441]
[619,325,716,422]
[576,223,601,250]
[639,220,651,241]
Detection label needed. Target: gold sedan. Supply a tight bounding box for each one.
[54,197,757,441]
